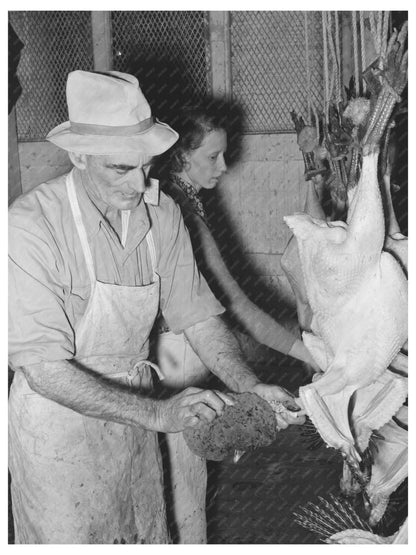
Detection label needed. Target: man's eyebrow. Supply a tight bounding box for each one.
[105,163,138,171]
[105,159,153,171]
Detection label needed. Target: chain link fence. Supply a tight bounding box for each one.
[9,11,94,141]
[8,10,407,234]
[111,11,210,122]
[9,11,331,138]
[230,11,324,133]
[10,11,326,139]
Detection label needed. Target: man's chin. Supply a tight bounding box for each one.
[114,194,142,210]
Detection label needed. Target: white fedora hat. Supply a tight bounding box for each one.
[46,70,179,156]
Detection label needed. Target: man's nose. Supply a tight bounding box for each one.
[128,168,146,192]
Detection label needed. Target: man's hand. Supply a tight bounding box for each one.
[251,383,306,429]
[155,387,234,433]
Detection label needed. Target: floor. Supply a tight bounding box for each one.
[205,345,344,544]
[206,424,343,544]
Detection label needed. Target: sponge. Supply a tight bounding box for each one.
[183,392,278,461]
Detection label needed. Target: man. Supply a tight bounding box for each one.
[8,70,304,544]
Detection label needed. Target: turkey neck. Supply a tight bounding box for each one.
[346,150,385,259]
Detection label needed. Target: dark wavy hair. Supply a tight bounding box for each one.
[154,102,230,178]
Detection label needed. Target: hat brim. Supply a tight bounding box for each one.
[46,120,178,156]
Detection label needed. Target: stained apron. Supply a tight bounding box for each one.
[9,170,168,544]
[157,331,210,543]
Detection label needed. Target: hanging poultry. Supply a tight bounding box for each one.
[282,22,408,471]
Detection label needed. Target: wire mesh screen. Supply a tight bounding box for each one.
[9,11,94,141]
[111,11,210,122]
[230,11,324,133]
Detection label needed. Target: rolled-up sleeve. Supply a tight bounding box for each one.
[150,194,224,333]
[8,219,75,367]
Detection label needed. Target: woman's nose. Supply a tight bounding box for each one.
[217,154,227,173]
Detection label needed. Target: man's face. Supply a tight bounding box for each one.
[84,153,152,210]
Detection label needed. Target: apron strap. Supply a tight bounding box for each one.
[66,170,96,286]
[67,169,158,284]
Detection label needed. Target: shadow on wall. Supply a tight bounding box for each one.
[125,51,295,329]
[123,51,245,166]
[9,21,24,115]
[204,186,298,330]
[123,51,201,125]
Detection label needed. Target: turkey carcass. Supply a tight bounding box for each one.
[284,149,408,465]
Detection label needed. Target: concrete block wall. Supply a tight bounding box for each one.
[215,133,306,307]
[18,142,72,193]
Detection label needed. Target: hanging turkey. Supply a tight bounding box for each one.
[283,20,408,480]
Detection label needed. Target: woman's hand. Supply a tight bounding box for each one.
[251,383,306,429]
[288,339,321,373]
[155,387,234,433]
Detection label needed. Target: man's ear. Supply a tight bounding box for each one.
[68,152,88,170]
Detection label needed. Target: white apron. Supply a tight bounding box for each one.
[157,331,210,543]
[9,171,168,544]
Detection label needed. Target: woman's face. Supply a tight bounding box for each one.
[183,129,227,191]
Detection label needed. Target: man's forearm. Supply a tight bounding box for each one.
[20,360,160,430]
[184,315,261,392]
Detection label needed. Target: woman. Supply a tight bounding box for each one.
[157,105,316,370]
[152,105,317,544]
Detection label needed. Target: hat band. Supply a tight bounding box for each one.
[70,117,155,136]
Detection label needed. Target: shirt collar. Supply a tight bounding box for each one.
[170,173,207,221]
[144,178,160,206]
